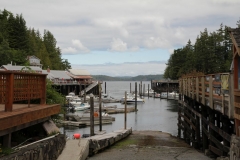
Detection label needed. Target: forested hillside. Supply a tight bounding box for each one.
[163,23,240,80]
[92,74,163,81]
[0,9,71,69]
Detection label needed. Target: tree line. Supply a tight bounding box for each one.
[0,9,71,70]
[163,21,240,80]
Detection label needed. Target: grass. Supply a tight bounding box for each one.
[112,138,138,149]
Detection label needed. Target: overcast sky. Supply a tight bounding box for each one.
[1,0,240,76]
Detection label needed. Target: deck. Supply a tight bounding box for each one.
[0,104,60,135]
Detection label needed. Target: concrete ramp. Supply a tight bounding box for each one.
[57,128,132,160]
[86,128,132,156]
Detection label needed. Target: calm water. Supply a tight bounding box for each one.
[62,81,178,137]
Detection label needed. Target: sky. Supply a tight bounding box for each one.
[1,0,240,76]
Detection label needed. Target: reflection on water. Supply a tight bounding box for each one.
[61,81,178,138]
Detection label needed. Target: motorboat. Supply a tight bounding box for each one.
[160,92,179,100]
[143,89,154,97]
[121,95,145,104]
[70,102,90,111]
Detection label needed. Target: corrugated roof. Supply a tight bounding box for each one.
[2,65,42,71]
[42,70,72,79]
[68,69,90,76]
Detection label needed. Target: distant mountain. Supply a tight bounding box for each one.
[91,74,163,81]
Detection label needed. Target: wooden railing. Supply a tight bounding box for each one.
[0,71,47,112]
[179,72,234,119]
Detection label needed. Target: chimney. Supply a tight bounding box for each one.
[47,66,50,73]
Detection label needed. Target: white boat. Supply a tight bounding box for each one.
[160,92,179,100]
[143,89,154,97]
[121,95,145,104]
[70,101,90,111]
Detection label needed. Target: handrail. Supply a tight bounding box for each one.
[0,71,47,111]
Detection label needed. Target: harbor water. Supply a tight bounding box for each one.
[62,81,178,138]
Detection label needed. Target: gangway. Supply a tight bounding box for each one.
[80,81,99,95]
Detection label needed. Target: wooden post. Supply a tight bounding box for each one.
[130,83,131,93]
[148,84,149,98]
[135,82,137,111]
[178,100,182,138]
[105,82,106,94]
[140,81,142,96]
[139,84,140,96]
[124,91,127,129]
[202,105,209,151]
[195,102,200,149]
[3,133,11,147]
[167,81,169,100]
[143,84,145,97]
[90,96,94,136]
[84,83,86,103]
[99,82,102,131]
[5,73,14,112]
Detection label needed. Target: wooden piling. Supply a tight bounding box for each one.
[99,82,102,131]
[148,84,149,98]
[124,91,127,129]
[84,83,86,103]
[130,83,131,93]
[105,82,106,94]
[90,97,94,136]
[135,82,137,110]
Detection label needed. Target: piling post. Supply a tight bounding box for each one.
[143,84,145,97]
[99,82,102,131]
[130,83,131,93]
[84,83,86,103]
[139,84,140,96]
[79,83,81,96]
[135,82,137,111]
[90,96,94,136]
[148,84,149,98]
[140,81,142,96]
[105,82,106,94]
[195,101,200,149]
[124,91,127,129]
[202,105,209,151]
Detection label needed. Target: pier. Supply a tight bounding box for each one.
[177,27,240,159]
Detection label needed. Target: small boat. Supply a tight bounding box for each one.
[121,95,144,104]
[160,92,179,100]
[70,101,90,111]
[143,89,154,97]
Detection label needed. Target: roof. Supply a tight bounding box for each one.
[66,72,92,79]
[229,28,240,47]
[42,70,72,80]
[68,69,90,76]
[2,64,42,71]
[27,55,40,60]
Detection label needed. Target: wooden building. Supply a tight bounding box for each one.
[152,79,179,93]
[229,27,240,136]
[0,71,60,147]
[177,28,240,159]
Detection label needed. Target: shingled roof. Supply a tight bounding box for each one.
[229,28,240,48]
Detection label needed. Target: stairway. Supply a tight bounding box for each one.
[80,81,99,95]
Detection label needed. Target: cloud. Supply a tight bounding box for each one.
[62,47,77,54]
[110,38,128,52]
[62,39,90,54]
[72,39,90,52]
[144,37,170,49]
